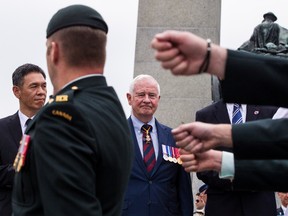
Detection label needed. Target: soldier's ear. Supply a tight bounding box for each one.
[50,42,60,64]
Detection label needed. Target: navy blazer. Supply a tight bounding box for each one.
[122,117,193,216]
[0,112,22,216]
[196,100,277,216]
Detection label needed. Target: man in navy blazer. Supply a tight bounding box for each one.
[0,63,46,216]
[122,74,193,216]
[196,99,278,216]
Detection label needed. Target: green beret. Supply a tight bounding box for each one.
[46,4,108,38]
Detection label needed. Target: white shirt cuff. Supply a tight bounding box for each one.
[219,151,235,180]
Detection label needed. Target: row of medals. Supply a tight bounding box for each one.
[162,144,182,165]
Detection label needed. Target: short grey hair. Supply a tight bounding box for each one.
[129,74,160,95]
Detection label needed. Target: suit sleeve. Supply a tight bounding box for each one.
[232,118,288,159]
[221,50,288,108]
[196,110,233,190]
[233,159,288,191]
[34,103,100,215]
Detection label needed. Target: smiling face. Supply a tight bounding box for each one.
[127,76,160,123]
[13,72,47,116]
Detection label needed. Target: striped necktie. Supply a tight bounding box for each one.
[141,124,156,173]
[232,104,243,124]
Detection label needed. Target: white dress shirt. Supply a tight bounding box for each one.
[18,111,33,135]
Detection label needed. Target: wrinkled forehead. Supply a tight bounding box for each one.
[134,79,159,93]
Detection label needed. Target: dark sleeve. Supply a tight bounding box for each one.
[34,103,100,215]
[232,118,288,159]
[233,159,288,191]
[221,50,288,108]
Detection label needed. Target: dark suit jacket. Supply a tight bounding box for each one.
[0,112,22,216]
[222,50,288,108]
[122,117,193,216]
[219,50,288,191]
[12,76,133,216]
[196,100,277,216]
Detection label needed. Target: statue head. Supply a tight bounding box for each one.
[263,12,277,22]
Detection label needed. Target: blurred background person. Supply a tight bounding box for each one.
[193,184,208,216]
[277,192,288,215]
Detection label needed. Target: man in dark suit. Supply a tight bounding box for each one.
[122,74,193,216]
[0,63,46,216]
[12,5,133,216]
[196,100,277,216]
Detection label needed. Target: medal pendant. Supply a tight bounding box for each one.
[146,135,151,142]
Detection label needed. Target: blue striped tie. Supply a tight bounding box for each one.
[141,124,156,173]
[232,104,243,124]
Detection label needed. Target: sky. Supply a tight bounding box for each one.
[1,0,288,118]
[220,0,288,49]
[0,0,139,118]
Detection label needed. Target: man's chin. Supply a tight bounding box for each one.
[140,110,153,115]
[34,102,45,108]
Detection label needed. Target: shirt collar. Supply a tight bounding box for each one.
[18,110,34,132]
[131,114,156,132]
[61,74,103,90]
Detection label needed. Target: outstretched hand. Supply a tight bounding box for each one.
[180,149,223,173]
[172,122,231,153]
[151,30,227,79]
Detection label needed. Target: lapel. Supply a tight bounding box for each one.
[214,100,231,124]
[127,117,148,175]
[246,105,260,122]
[150,119,167,177]
[7,112,22,148]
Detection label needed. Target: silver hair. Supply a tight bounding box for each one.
[129,74,160,95]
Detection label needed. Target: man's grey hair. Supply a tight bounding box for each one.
[129,74,160,95]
